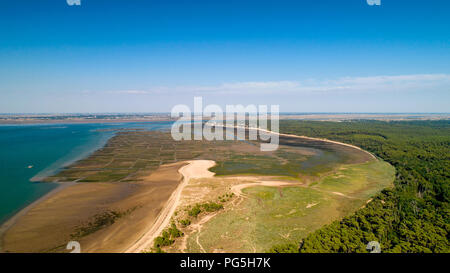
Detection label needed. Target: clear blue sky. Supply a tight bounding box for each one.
[0,0,449,113]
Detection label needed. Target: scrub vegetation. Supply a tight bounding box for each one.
[187,159,394,253]
[273,120,450,253]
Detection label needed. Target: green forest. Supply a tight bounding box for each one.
[270,120,449,253]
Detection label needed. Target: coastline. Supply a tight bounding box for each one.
[218,125,377,160]
[0,181,75,252]
[0,122,124,227]
[0,118,174,126]
[125,160,216,253]
[0,123,379,253]
[0,120,175,237]
[277,130,377,160]
[0,162,188,253]
[31,133,115,182]
[0,122,174,252]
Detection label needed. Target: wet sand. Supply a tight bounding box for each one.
[125,160,216,253]
[0,162,186,253]
[0,127,376,253]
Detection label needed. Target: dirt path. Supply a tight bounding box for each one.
[218,125,377,160]
[125,160,216,253]
[191,212,218,253]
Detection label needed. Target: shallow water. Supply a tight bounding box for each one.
[0,121,173,223]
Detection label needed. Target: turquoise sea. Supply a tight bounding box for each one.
[0,122,173,224]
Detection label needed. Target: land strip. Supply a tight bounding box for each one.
[125,160,215,253]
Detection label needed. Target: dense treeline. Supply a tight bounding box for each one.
[272,120,449,253]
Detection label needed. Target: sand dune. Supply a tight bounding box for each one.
[125,160,216,253]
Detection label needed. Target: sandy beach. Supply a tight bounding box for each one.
[0,162,186,253]
[218,124,377,160]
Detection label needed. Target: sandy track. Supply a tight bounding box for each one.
[188,212,218,253]
[218,125,377,160]
[126,127,375,253]
[125,160,215,253]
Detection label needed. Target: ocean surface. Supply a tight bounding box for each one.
[0,121,173,224]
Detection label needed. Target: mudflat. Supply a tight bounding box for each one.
[1,162,186,253]
[0,129,387,253]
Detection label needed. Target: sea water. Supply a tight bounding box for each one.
[0,121,173,224]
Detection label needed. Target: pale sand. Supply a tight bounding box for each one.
[159,130,379,252]
[1,162,186,253]
[306,203,319,209]
[125,160,216,253]
[170,175,305,253]
[1,126,374,253]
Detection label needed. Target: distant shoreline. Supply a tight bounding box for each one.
[0,118,175,125]
[0,182,74,252]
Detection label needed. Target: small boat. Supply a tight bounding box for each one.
[27,165,34,169]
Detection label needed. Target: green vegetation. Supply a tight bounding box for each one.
[153,222,183,252]
[154,231,174,248]
[314,160,395,199]
[179,219,191,227]
[210,147,359,178]
[48,126,371,184]
[168,222,184,238]
[268,243,299,253]
[188,204,203,217]
[155,199,228,252]
[47,120,447,252]
[218,193,235,203]
[187,186,329,252]
[188,202,224,217]
[277,120,450,253]
[209,128,372,179]
[202,202,224,212]
[187,158,394,253]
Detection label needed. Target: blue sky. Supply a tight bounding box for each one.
[0,0,449,113]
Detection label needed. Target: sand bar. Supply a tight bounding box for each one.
[125,160,216,253]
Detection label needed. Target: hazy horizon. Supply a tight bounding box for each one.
[1,112,449,116]
[0,112,450,115]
